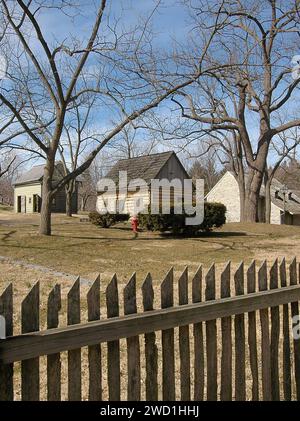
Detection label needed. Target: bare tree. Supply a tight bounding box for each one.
[171,0,300,222]
[0,0,228,235]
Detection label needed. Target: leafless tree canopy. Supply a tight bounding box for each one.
[0,0,229,234]
[169,0,300,221]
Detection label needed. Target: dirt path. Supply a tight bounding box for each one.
[0,255,93,286]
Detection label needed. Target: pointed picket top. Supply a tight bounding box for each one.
[67,277,80,325]
[0,283,13,302]
[234,262,244,296]
[0,283,13,338]
[22,281,40,334]
[247,260,256,293]
[221,261,231,299]
[270,259,279,290]
[124,273,137,315]
[47,284,61,329]
[142,273,154,311]
[205,263,215,301]
[178,267,188,305]
[258,260,268,291]
[280,258,287,287]
[68,277,80,298]
[106,274,119,318]
[289,257,297,286]
[161,267,174,308]
[87,276,100,321]
[192,266,202,303]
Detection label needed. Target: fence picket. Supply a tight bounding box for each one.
[0,284,13,401]
[47,284,61,401]
[192,266,204,401]
[258,261,272,401]
[280,258,291,401]
[289,258,300,400]
[221,262,232,401]
[142,274,158,401]
[1,259,300,402]
[124,274,141,401]
[270,260,280,401]
[205,264,217,401]
[67,278,81,401]
[178,267,191,401]
[87,277,102,401]
[247,261,259,401]
[234,262,246,401]
[106,275,120,401]
[161,268,175,401]
[21,282,40,401]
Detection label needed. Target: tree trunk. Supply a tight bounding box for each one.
[243,169,264,223]
[66,188,72,217]
[264,172,271,224]
[65,181,75,217]
[237,176,246,222]
[39,162,54,236]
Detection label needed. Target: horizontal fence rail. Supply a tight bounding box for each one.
[1,285,300,364]
[0,258,300,401]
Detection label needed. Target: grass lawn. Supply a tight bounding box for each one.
[1,210,299,400]
[1,210,300,284]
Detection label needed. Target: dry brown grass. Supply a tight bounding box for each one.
[1,212,300,400]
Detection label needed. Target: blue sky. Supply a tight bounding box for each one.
[1,0,300,172]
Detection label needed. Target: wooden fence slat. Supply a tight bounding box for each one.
[247,261,259,401]
[124,274,141,401]
[221,262,232,401]
[0,284,13,401]
[161,268,175,401]
[258,261,272,401]
[21,282,40,401]
[205,264,217,401]
[280,258,291,401]
[47,284,61,401]
[68,278,81,401]
[178,267,191,401]
[289,258,300,400]
[106,274,120,401]
[234,262,246,401]
[192,266,204,401]
[142,273,158,401]
[270,260,280,401]
[87,277,101,401]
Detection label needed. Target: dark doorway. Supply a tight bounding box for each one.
[17,196,22,213]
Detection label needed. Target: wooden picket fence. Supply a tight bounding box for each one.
[0,258,300,401]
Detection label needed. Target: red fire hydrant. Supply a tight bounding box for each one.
[130,215,139,238]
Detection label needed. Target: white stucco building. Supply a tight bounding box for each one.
[206,171,300,225]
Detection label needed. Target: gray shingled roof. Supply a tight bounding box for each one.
[104,151,175,185]
[14,164,45,185]
[269,178,300,214]
[13,162,72,186]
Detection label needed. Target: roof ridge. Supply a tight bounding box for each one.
[117,150,174,162]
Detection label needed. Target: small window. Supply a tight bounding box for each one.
[28,197,32,204]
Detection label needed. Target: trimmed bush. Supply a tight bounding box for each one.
[89,212,129,228]
[138,202,226,235]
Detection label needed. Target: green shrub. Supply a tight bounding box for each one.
[89,212,129,228]
[138,202,226,235]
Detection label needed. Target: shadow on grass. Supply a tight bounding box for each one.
[51,230,248,242]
